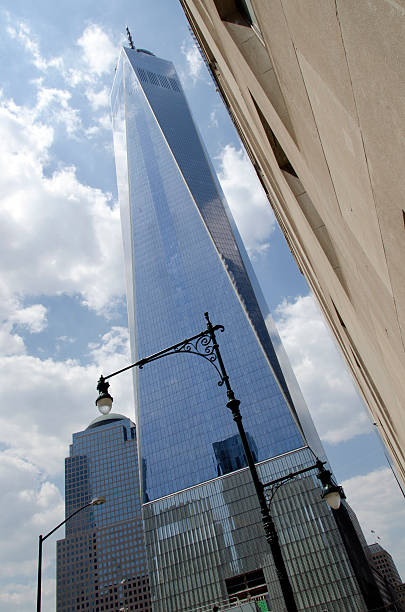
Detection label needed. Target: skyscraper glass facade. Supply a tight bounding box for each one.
[111,46,366,611]
[111,47,324,503]
[143,447,365,611]
[56,413,151,612]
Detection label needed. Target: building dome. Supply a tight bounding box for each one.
[86,412,129,430]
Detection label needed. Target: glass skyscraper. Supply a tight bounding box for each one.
[56,412,151,612]
[111,45,367,611]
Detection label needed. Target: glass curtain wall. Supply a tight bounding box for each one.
[111,47,366,612]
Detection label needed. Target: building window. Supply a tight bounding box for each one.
[213,0,265,44]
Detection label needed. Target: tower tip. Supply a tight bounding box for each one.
[125,26,136,50]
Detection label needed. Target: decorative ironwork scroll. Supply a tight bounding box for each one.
[138,327,225,386]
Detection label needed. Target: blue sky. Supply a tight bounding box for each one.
[0,1,404,610]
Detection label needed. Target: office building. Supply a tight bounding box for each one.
[342,510,405,611]
[368,544,402,588]
[56,411,151,612]
[178,0,405,487]
[368,544,405,611]
[396,584,405,612]
[111,44,374,611]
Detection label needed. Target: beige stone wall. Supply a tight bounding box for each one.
[179,0,405,485]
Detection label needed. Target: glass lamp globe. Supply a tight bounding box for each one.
[97,397,113,415]
[324,490,341,510]
[91,496,106,506]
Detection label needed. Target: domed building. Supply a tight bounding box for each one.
[56,405,151,612]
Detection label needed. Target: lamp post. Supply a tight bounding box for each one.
[262,462,386,612]
[261,459,344,512]
[118,572,128,611]
[94,313,367,612]
[37,496,105,612]
[96,312,302,611]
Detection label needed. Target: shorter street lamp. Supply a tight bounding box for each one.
[263,462,386,612]
[118,571,128,611]
[317,463,345,510]
[37,496,105,612]
[262,459,345,513]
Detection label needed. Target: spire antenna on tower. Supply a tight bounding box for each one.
[126,26,136,50]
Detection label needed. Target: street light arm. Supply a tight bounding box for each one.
[204,312,299,612]
[41,500,94,542]
[100,317,225,384]
[262,460,327,510]
[262,460,326,489]
[204,312,233,393]
[37,497,105,612]
[96,312,299,611]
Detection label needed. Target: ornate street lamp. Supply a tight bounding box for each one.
[262,459,344,511]
[94,312,380,612]
[317,463,345,510]
[262,460,385,612]
[95,381,113,414]
[37,496,105,612]
[95,312,301,611]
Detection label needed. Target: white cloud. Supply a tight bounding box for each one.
[209,109,219,128]
[64,67,89,88]
[77,25,119,76]
[0,92,124,314]
[0,326,25,356]
[0,94,53,160]
[274,294,371,444]
[0,327,132,476]
[0,453,63,610]
[0,19,129,612]
[85,86,109,110]
[217,145,275,257]
[180,40,205,83]
[10,304,47,333]
[88,325,130,364]
[5,21,116,142]
[342,467,405,578]
[68,26,121,100]
[86,113,112,137]
[7,23,63,73]
[0,328,133,610]
[36,84,71,112]
[56,336,75,343]
[85,124,101,137]
[98,113,112,130]
[0,295,47,356]
[35,84,82,136]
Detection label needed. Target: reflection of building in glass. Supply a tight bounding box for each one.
[213,433,258,476]
[111,45,371,611]
[56,413,151,612]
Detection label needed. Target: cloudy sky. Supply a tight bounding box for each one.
[0,1,404,610]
